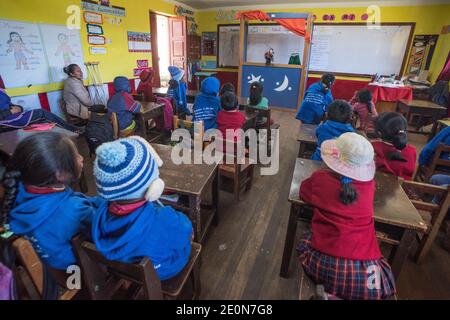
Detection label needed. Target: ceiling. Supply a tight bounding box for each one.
[170,0,450,10]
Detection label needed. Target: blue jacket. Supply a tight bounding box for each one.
[193,77,221,130]
[8,185,101,270]
[311,120,355,161]
[91,201,192,281]
[419,126,450,166]
[107,77,141,130]
[167,81,191,116]
[296,82,333,124]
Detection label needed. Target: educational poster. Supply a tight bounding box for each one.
[40,24,87,83]
[10,93,41,112]
[46,90,64,118]
[407,35,439,76]
[241,65,301,109]
[127,32,151,52]
[0,19,50,88]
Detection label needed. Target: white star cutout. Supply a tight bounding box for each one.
[248,74,261,84]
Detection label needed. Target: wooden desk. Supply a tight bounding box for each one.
[152,144,219,243]
[397,99,447,135]
[135,102,165,142]
[280,159,427,279]
[296,124,317,158]
[243,111,257,131]
[0,127,88,193]
[152,87,198,103]
[429,118,450,142]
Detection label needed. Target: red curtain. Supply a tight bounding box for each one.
[236,10,310,41]
[437,50,450,82]
[272,18,310,41]
[236,10,270,21]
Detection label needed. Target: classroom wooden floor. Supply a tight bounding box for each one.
[81,110,450,300]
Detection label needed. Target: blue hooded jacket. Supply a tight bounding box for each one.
[91,201,193,281]
[296,82,334,124]
[167,81,190,116]
[8,185,102,270]
[311,120,355,161]
[107,77,141,130]
[419,126,450,166]
[193,77,221,130]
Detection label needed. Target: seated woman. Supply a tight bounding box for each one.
[0,89,81,133]
[62,64,93,122]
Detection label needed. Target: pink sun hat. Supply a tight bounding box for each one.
[321,132,375,182]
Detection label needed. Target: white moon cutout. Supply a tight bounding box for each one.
[274,75,289,92]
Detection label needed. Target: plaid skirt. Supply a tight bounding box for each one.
[297,235,396,300]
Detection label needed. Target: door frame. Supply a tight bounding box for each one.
[150,11,187,88]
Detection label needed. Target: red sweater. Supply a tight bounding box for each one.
[372,141,417,180]
[217,110,246,140]
[300,169,382,260]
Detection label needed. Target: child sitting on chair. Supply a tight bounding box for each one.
[311,100,355,161]
[217,92,245,142]
[107,76,141,136]
[418,126,450,170]
[297,132,396,300]
[350,88,378,136]
[3,132,101,270]
[92,136,193,280]
[193,77,221,130]
[167,66,191,116]
[296,73,335,125]
[372,112,416,180]
[0,89,81,133]
[248,81,273,127]
[136,69,156,102]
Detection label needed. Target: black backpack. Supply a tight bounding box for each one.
[85,107,115,156]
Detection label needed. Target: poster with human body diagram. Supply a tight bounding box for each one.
[40,24,86,83]
[0,19,50,87]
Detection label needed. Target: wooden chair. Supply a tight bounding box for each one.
[71,235,202,300]
[10,237,79,300]
[218,139,255,202]
[397,180,450,263]
[59,99,88,127]
[245,106,279,155]
[173,115,204,147]
[416,143,450,182]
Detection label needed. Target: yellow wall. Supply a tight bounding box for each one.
[0,0,179,97]
[197,4,450,81]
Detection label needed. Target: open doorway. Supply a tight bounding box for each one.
[156,15,170,87]
[150,12,187,88]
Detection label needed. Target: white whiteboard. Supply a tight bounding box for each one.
[218,25,240,68]
[0,19,86,88]
[246,25,304,65]
[310,24,413,75]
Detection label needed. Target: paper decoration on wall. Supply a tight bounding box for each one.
[323,15,330,21]
[90,46,107,54]
[329,15,336,21]
[216,9,238,22]
[361,14,369,21]
[127,32,151,52]
[0,20,50,87]
[134,68,149,77]
[88,35,106,45]
[174,5,198,35]
[407,34,439,76]
[349,14,356,21]
[82,1,126,17]
[84,11,103,24]
[40,24,87,83]
[0,19,86,88]
[87,24,104,35]
[137,60,148,68]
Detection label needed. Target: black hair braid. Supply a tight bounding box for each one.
[339,177,358,205]
[1,171,21,226]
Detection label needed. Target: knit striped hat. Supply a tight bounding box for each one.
[94,136,164,201]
